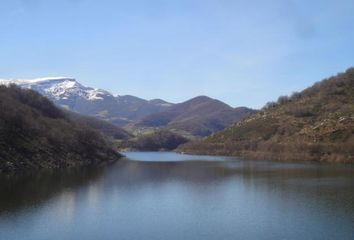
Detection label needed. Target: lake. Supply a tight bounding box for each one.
[1,152,354,240]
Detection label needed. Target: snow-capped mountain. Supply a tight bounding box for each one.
[0,77,173,126]
[0,77,113,102]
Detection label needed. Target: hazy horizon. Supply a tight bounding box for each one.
[1,0,354,108]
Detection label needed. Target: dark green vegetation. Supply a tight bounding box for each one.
[179,68,354,163]
[117,130,188,151]
[0,85,122,173]
[131,96,256,137]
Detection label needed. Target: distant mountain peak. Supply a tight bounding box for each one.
[186,95,213,102]
[191,95,213,100]
[0,77,112,101]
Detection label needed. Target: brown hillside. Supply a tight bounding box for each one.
[179,68,354,163]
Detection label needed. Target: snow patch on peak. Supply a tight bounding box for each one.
[86,88,111,100]
[0,76,113,101]
[43,79,82,100]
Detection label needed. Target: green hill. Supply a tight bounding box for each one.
[0,85,122,173]
[179,68,354,163]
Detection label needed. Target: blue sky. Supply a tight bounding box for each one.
[1,0,353,108]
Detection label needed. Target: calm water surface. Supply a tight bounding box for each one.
[0,152,354,240]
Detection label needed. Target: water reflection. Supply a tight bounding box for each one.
[0,152,354,240]
[0,166,107,214]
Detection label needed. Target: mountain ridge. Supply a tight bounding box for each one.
[2,78,255,137]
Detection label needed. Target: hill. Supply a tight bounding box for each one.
[179,68,354,163]
[133,96,256,137]
[0,85,122,173]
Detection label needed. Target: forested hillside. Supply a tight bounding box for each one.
[0,85,122,173]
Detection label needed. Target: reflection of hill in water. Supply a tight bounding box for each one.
[0,166,108,214]
[1,156,354,219]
